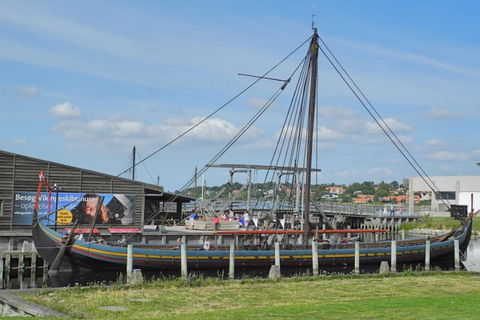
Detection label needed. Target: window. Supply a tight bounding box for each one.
[436,191,455,201]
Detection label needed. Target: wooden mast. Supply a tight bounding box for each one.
[132,146,136,180]
[304,28,319,237]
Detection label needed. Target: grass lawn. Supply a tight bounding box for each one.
[19,272,480,319]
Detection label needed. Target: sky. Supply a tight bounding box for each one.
[1,0,480,192]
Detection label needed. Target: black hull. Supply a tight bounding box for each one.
[33,218,472,273]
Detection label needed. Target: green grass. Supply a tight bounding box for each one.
[18,272,480,319]
[412,216,480,232]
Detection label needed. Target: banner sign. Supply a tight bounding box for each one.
[13,192,136,226]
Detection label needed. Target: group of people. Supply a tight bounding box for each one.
[218,209,249,226]
[61,229,84,243]
[383,203,403,216]
[214,211,250,230]
[189,208,251,231]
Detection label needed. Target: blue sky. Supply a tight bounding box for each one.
[1,1,479,192]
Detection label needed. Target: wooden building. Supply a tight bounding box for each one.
[0,150,193,251]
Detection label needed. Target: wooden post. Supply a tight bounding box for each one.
[30,253,37,288]
[127,244,133,283]
[5,253,11,274]
[18,253,25,270]
[229,241,235,280]
[5,253,11,286]
[18,253,24,288]
[454,239,460,271]
[354,241,360,275]
[400,229,405,240]
[274,241,280,271]
[181,238,188,280]
[31,253,37,279]
[43,259,49,284]
[391,241,397,272]
[0,253,3,290]
[312,240,319,276]
[424,240,431,271]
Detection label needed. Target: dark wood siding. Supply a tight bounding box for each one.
[0,151,161,231]
[0,152,15,228]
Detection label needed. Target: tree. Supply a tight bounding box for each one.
[390,180,399,189]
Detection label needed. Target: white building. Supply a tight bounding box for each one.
[408,175,480,215]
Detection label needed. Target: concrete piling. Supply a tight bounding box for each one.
[454,240,460,271]
[229,241,235,280]
[126,244,133,283]
[354,241,360,275]
[425,240,431,271]
[312,240,319,276]
[391,241,397,272]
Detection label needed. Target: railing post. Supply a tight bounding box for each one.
[0,253,3,289]
[181,238,188,280]
[127,244,133,283]
[354,241,360,275]
[425,240,431,271]
[312,240,319,276]
[274,241,280,269]
[391,240,397,273]
[229,241,235,280]
[454,240,460,271]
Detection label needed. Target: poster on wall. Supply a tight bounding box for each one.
[12,192,136,226]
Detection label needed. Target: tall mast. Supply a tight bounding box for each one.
[304,29,319,237]
[194,166,198,200]
[132,146,136,180]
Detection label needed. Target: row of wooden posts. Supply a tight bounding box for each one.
[125,238,463,282]
[0,252,49,290]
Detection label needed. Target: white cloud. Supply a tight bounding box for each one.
[424,150,469,162]
[438,164,454,172]
[16,85,40,99]
[317,126,346,141]
[365,118,413,135]
[471,150,480,158]
[318,105,358,118]
[243,138,276,150]
[328,37,480,78]
[246,97,281,110]
[368,167,394,176]
[50,102,83,119]
[424,108,462,120]
[51,115,260,154]
[425,139,445,147]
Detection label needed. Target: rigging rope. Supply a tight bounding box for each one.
[316,35,452,210]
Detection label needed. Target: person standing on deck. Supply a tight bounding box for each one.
[243,211,250,227]
[189,208,197,230]
[213,215,220,231]
[390,203,395,216]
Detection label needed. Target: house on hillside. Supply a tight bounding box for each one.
[353,194,374,204]
[328,186,345,195]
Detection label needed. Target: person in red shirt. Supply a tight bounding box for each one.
[213,215,220,231]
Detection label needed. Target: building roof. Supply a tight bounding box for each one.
[0,149,194,203]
